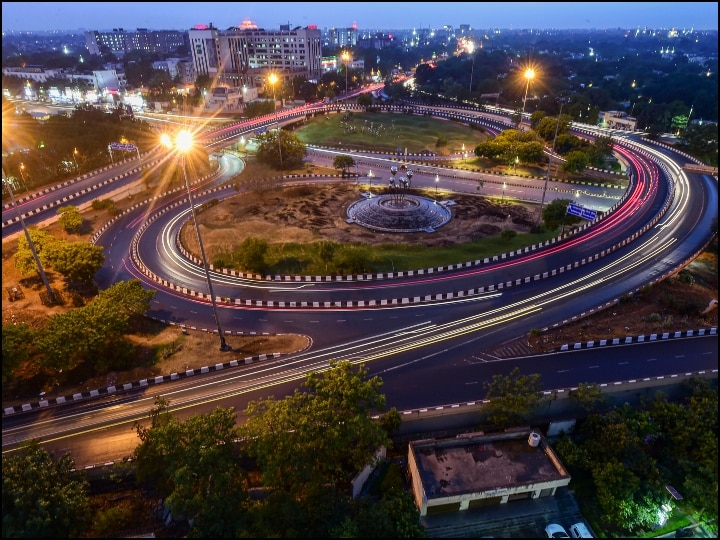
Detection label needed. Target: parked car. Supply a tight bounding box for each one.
[569,521,594,538]
[546,523,571,538]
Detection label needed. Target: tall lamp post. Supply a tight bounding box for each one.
[161,131,231,351]
[341,51,351,95]
[514,67,535,174]
[267,73,283,169]
[435,174,439,199]
[519,67,535,130]
[537,97,569,227]
[18,163,29,193]
[2,170,55,303]
[467,41,475,94]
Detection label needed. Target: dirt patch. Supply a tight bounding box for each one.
[182,183,536,258]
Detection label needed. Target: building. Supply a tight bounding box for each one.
[188,21,323,94]
[84,28,186,57]
[601,110,638,131]
[326,25,359,47]
[408,430,571,517]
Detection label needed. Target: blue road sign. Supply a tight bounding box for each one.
[567,203,597,221]
[109,142,136,151]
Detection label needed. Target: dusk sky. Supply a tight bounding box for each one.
[2,2,718,33]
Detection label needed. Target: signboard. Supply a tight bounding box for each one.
[109,142,136,151]
[567,202,597,221]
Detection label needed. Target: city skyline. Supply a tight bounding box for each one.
[2,1,718,33]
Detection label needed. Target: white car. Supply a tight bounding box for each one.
[545,523,571,538]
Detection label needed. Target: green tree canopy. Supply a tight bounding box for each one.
[56,205,83,233]
[2,441,90,538]
[50,242,105,283]
[241,360,396,502]
[133,399,249,537]
[542,198,582,231]
[333,154,356,176]
[482,366,548,428]
[255,130,307,170]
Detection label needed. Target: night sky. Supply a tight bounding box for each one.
[2,2,717,32]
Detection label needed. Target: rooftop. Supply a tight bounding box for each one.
[411,431,569,500]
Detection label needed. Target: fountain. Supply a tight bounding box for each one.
[346,165,452,233]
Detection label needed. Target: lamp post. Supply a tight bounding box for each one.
[239,136,246,159]
[467,41,475,94]
[2,170,55,303]
[519,67,535,130]
[161,131,231,351]
[435,174,439,199]
[18,163,29,193]
[367,169,374,195]
[537,97,568,227]
[502,181,507,203]
[341,51,351,95]
[73,147,79,172]
[267,73,283,169]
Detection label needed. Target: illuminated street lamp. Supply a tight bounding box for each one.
[367,169,374,195]
[161,130,231,351]
[467,41,475,93]
[519,67,535,130]
[341,51,351,94]
[502,181,507,203]
[73,147,79,171]
[18,163,29,193]
[537,97,569,227]
[267,73,283,169]
[435,174,439,198]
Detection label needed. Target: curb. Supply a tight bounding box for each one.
[555,328,716,351]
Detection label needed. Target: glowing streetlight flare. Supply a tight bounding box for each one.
[176,130,193,152]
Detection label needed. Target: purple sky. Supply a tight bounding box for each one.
[2,2,717,32]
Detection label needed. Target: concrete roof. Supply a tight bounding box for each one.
[411,431,568,499]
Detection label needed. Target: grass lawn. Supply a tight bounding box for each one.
[295,109,489,155]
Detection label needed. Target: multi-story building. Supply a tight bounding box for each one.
[326,25,359,48]
[188,21,323,93]
[84,28,186,57]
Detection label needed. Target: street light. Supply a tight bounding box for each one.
[161,130,231,352]
[367,169,374,195]
[267,73,283,170]
[2,170,55,303]
[239,136,246,159]
[502,182,507,203]
[435,174,439,198]
[467,41,475,94]
[537,97,569,227]
[519,67,535,130]
[341,51,351,95]
[18,163,29,193]
[73,147,79,172]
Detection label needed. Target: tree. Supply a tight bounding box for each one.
[2,322,35,384]
[333,154,356,177]
[241,360,396,502]
[542,198,581,231]
[482,366,547,428]
[255,130,307,170]
[14,228,58,276]
[562,150,590,173]
[134,399,249,537]
[569,382,609,415]
[2,441,90,538]
[56,205,83,233]
[356,93,373,109]
[50,242,105,283]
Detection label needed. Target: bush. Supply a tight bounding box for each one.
[500,229,518,241]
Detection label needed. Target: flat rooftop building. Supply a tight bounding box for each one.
[408,429,571,516]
